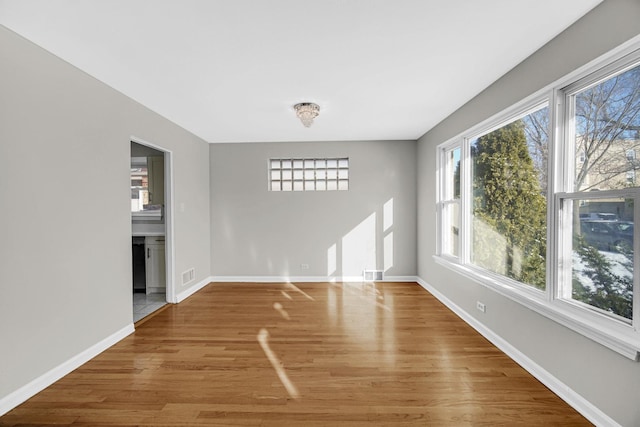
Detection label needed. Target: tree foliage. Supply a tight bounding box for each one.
[572,236,633,319]
[521,108,549,193]
[472,120,547,289]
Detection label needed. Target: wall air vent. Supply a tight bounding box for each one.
[363,270,383,282]
[182,268,195,285]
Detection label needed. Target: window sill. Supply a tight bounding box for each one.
[433,255,640,361]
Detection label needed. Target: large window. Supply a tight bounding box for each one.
[559,56,640,323]
[436,46,640,359]
[470,105,549,290]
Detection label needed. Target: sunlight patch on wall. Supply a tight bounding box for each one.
[342,213,376,277]
[327,243,337,276]
[383,198,394,272]
[383,198,394,232]
[281,259,290,278]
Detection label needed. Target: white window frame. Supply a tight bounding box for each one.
[434,37,640,361]
[436,143,462,260]
[465,100,551,297]
[555,190,640,324]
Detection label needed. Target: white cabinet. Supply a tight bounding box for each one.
[145,236,166,294]
[147,156,164,205]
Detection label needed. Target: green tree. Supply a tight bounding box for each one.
[472,120,547,289]
[572,236,633,319]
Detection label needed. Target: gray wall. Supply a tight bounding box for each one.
[210,140,416,279]
[0,26,211,400]
[417,0,640,425]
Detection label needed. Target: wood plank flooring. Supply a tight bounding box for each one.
[1,282,591,426]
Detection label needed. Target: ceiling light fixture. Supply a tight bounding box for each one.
[293,102,320,128]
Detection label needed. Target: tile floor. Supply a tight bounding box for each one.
[133,293,167,323]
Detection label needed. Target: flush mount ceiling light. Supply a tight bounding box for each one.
[293,102,320,127]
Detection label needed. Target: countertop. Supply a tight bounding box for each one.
[132,223,165,236]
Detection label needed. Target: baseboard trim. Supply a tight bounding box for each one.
[415,276,620,427]
[176,275,214,303]
[210,275,418,283]
[0,324,134,417]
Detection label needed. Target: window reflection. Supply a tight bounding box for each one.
[567,198,634,321]
[470,106,549,290]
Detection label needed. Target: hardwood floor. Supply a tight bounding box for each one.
[1,282,591,426]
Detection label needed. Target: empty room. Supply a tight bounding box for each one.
[1,1,639,426]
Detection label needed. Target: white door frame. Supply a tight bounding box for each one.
[130,136,176,304]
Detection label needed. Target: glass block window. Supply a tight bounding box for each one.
[270,158,349,191]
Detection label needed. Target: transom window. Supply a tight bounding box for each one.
[269,158,349,192]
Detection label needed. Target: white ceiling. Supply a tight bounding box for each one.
[0,0,602,143]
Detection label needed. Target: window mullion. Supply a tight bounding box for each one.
[556,85,576,304]
[547,89,561,303]
[436,148,445,256]
[634,194,640,330]
[460,137,471,265]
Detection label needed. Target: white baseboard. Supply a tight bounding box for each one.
[0,324,134,417]
[415,276,620,427]
[210,275,418,283]
[176,275,214,303]
[381,275,419,282]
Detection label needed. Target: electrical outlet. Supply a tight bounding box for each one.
[300,264,310,270]
[476,301,486,313]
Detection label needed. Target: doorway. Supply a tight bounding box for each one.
[130,139,175,323]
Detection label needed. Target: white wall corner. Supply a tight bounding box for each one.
[0,324,134,417]
[415,276,621,427]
